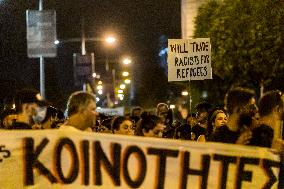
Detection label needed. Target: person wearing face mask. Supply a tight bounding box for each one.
[37,106,65,129]
[249,90,284,148]
[11,89,47,130]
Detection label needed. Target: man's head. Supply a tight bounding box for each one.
[258,90,284,119]
[225,87,257,130]
[14,89,46,124]
[195,101,212,124]
[156,103,171,125]
[66,91,97,130]
[225,87,256,115]
[131,106,143,117]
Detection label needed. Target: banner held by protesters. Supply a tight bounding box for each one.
[0,130,281,189]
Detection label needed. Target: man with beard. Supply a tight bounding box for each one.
[249,90,284,148]
[208,87,256,144]
[61,91,97,131]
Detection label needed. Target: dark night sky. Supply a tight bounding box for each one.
[0,0,181,109]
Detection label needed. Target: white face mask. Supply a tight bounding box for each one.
[33,106,47,123]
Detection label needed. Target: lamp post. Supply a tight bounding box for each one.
[58,25,116,92]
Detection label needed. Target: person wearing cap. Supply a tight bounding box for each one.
[12,89,46,129]
[61,91,97,131]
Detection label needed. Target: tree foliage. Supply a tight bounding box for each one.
[194,0,284,93]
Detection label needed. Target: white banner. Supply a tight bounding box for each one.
[0,129,281,189]
[167,38,212,81]
[96,107,125,116]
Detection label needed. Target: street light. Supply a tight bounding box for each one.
[122,71,129,77]
[182,91,189,96]
[122,58,132,65]
[98,90,103,95]
[105,36,116,44]
[124,79,131,84]
[120,84,126,89]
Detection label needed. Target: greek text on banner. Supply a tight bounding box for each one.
[0,129,280,188]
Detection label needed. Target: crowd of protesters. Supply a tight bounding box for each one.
[0,87,284,151]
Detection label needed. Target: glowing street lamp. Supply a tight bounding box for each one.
[122,71,129,77]
[120,84,126,89]
[97,85,103,90]
[117,94,124,100]
[124,79,131,84]
[98,90,103,95]
[182,91,189,96]
[122,58,132,65]
[105,36,116,44]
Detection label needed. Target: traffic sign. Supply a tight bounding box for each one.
[26,10,57,58]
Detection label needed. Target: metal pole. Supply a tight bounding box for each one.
[81,17,86,91]
[39,0,43,11]
[81,17,86,55]
[188,80,191,113]
[39,0,45,99]
[40,56,45,99]
[112,69,116,102]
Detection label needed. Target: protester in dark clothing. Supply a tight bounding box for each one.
[40,106,65,129]
[156,103,174,138]
[186,113,197,127]
[191,101,212,140]
[191,124,206,140]
[130,106,143,126]
[174,123,191,140]
[11,89,47,130]
[208,125,239,143]
[249,124,274,148]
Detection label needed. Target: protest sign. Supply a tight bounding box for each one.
[168,38,212,81]
[0,130,281,189]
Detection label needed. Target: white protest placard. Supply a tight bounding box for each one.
[0,130,281,188]
[167,38,212,81]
